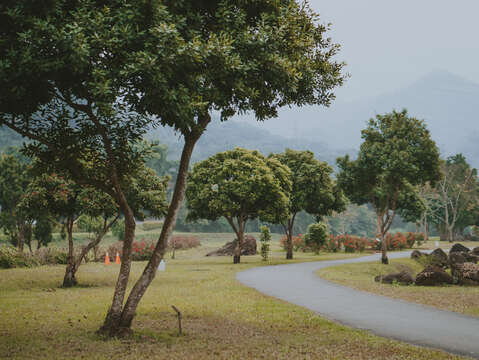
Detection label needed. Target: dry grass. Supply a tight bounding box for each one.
[0,236,470,359]
[318,257,479,318]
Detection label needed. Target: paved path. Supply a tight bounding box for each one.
[237,252,479,359]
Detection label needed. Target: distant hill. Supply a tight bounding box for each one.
[243,70,479,167]
[147,118,350,166]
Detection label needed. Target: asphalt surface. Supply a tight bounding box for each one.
[237,251,479,359]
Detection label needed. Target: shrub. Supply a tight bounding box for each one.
[415,232,425,246]
[259,226,271,261]
[0,245,39,269]
[131,239,156,261]
[406,232,416,248]
[342,235,368,253]
[325,234,341,252]
[142,222,164,231]
[34,247,68,265]
[304,223,328,254]
[112,219,125,241]
[169,235,200,250]
[280,234,308,252]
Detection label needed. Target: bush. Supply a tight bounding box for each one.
[325,234,342,252]
[406,232,417,248]
[280,234,308,252]
[112,219,125,241]
[131,239,156,261]
[0,245,39,269]
[342,235,367,253]
[304,223,328,254]
[169,235,200,250]
[34,247,68,265]
[415,232,425,246]
[142,222,164,231]
[259,226,271,261]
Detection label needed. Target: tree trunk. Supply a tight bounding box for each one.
[380,231,389,264]
[104,115,209,336]
[62,217,77,288]
[285,215,296,260]
[99,209,135,337]
[286,231,293,260]
[17,224,25,253]
[233,218,245,264]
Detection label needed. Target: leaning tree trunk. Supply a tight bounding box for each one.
[99,207,136,337]
[380,231,389,264]
[102,116,209,337]
[63,217,77,287]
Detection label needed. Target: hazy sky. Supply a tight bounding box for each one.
[309,0,479,101]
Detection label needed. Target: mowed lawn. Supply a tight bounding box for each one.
[318,255,479,318]
[0,234,470,360]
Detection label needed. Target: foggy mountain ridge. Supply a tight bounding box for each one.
[242,70,479,167]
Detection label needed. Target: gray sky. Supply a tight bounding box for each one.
[309,0,479,101]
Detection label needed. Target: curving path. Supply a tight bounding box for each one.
[237,251,479,359]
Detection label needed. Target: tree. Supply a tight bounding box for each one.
[269,149,345,259]
[0,154,32,252]
[186,148,291,263]
[0,0,345,335]
[259,226,271,262]
[21,165,168,287]
[304,222,328,254]
[431,155,479,241]
[337,109,441,264]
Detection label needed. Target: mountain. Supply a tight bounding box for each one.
[147,118,350,166]
[242,70,479,167]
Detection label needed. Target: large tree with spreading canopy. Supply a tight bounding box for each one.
[269,149,345,259]
[337,109,441,264]
[186,148,291,264]
[0,0,345,336]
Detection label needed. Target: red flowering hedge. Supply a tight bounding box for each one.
[280,234,308,252]
[371,232,420,251]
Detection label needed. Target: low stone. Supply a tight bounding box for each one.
[206,235,257,256]
[428,248,449,268]
[472,247,479,256]
[449,252,478,267]
[411,250,427,259]
[450,243,470,253]
[453,262,479,285]
[415,265,453,286]
[374,270,414,285]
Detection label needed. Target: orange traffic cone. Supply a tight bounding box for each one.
[105,252,110,265]
[115,252,121,264]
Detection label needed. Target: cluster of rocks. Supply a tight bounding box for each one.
[375,244,479,286]
[206,235,257,256]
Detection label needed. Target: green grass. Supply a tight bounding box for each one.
[318,257,479,318]
[0,235,471,359]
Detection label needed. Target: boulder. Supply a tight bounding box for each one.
[415,265,453,286]
[206,235,257,256]
[374,270,414,285]
[410,250,427,259]
[472,247,479,256]
[428,248,449,268]
[449,243,470,253]
[453,262,479,285]
[449,252,478,268]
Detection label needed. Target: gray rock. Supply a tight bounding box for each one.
[411,250,427,259]
[206,235,257,256]
[374,270,414,285]
[415,265,453,286]
[429,248,449,268]
[450,243,470,253]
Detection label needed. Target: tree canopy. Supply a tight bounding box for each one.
[186,148,291,263]
[337,109,441,264]
[0,0,345,335]
[269,149,345,259]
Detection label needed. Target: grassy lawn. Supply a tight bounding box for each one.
[318,256,479,319]
[0,234,471,359]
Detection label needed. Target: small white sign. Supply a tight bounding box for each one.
[158,259,166,271]
[435,241,439,248]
